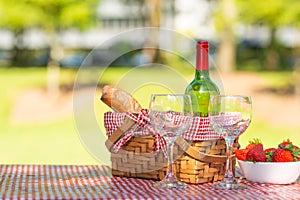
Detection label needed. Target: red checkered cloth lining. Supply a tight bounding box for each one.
[104,109,225,154]
[104,110,223,140]
[0,165,299,200]
[104,109,166,155]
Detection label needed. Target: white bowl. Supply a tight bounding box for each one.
[238,160,300,184]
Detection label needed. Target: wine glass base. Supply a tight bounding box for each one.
[212,180,246,190]
[153,178,188,189]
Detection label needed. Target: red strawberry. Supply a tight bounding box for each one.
[278,139,300,161]
[278,139,294,149]
[246,145,266,162]
[264,148,276,162]
[272,148,294,162]
[264,148,276,153]
[294,146,300,161]
[235,149,248,161]
[246,138,263,150]
[278,139,299,150]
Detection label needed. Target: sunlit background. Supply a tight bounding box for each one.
[0,0,300,165]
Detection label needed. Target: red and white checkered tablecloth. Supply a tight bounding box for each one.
[0,165,299,200]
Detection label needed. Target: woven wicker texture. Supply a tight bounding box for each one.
[110,135,239,184]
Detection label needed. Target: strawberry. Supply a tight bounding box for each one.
[246,138,263,150]
[272,148,294,162]
[278,139,299,150]
[246,145,266,162]
[292,145,299,161]
[237,138,299,162]
[235,149,248,161]
[264,148,276,162]
[264,148,276,153]
[278,139,294,149]
[294,146,300,161]
[278,139,300,161]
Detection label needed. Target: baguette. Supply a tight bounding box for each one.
[100,85,142,113]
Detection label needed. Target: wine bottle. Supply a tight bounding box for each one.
[185,41,220,117]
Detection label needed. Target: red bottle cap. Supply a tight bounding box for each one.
[196,41,209,70]
[197,41,209,52]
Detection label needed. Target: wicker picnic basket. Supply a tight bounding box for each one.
[104,111,239,184]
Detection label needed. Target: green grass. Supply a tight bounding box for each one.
[257,71,295,90]
[240,119,300,149]
[0,118,98,164]
[0,67,97,165]
[0,67,299,165]
[240,71,300,148]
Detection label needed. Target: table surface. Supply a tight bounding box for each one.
[0,165,299,200]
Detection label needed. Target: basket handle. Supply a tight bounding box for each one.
[175,137,230,163]
[105,117,136,152]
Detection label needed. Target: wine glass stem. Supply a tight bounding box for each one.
[224,137,235,182]
[165,140,176,180]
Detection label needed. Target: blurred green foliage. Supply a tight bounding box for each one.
[236,0,300,27]
[0,0,40,31]
[236,0,300,70]
[0,0,98,32]
[0,0,99,66]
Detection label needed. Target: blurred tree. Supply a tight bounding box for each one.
[29,0,98,97]
[214,0,236,73]
[236,0,300,70]
[123,0,162,62]
[145,0,162,62]
[0,0,41,65]
[0,0,98,96]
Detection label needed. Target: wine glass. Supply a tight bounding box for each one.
[149,94,193,189]
[209,95,252,189]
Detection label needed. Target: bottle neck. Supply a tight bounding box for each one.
[196,43,209,71]
[195,42,209,79]
[195,69,209,79]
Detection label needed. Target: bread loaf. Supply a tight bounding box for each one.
[100,85,142,113]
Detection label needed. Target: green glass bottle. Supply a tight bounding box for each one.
[185,41,220,117]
